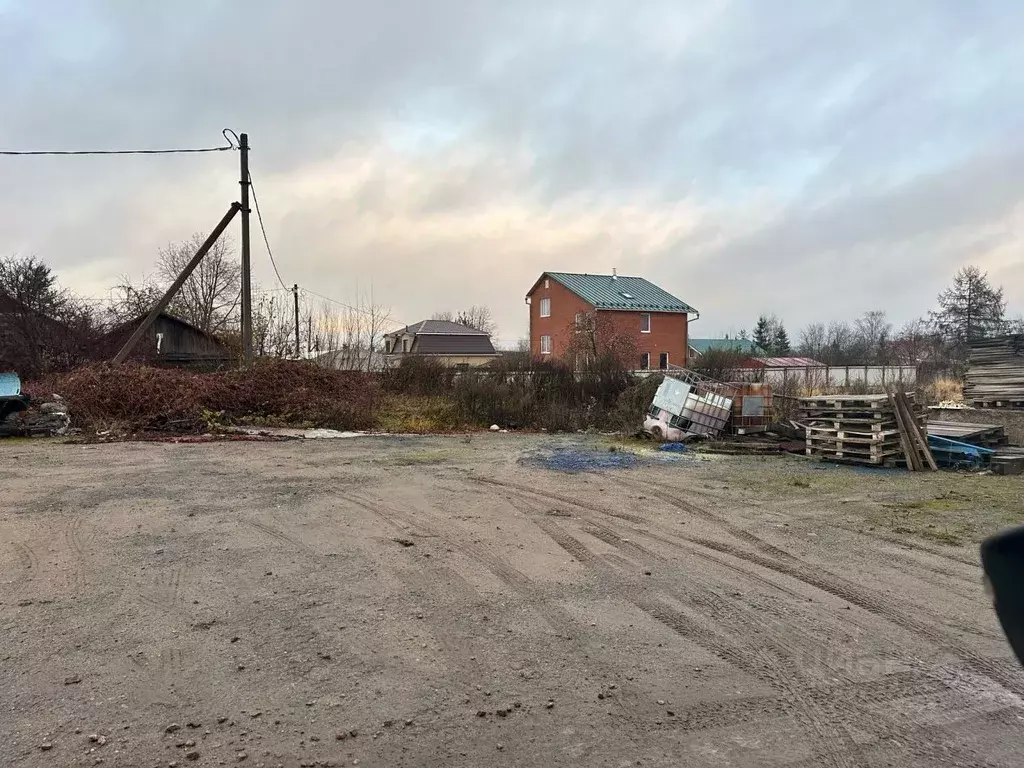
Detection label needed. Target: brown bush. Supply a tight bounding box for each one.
[26,359,377,433]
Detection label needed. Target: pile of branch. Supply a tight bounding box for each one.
[25,359,377,434]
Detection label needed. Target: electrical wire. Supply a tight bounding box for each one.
[247,172,289,291]
[0,143,235,156]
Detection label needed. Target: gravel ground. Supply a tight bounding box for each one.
[2,434,1024,767]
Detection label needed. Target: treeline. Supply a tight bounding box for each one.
[731,266,1021,369]
[1,236,393,378]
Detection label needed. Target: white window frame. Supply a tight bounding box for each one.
[539,297,551,318]
[540,335,552,355]
[659,352,669,370]
[640,352,650,370]
[544,278,550,289]
[640,313,651,333]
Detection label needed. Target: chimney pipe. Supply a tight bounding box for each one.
[612,268,618,280]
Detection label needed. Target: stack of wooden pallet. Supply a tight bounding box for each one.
[965,335,1024,408]
[798,392,931,468]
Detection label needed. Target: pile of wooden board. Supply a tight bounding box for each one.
[798,392,934,468]
[965,335,1024,408]
[926,420,1008,448]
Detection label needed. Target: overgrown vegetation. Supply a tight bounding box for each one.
[380,354,648,432]
[25,359,376,434]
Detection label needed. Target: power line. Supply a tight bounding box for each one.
[0,143,234,156]
[247,171,289,291]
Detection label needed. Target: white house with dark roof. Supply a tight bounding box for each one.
[383,319,500,368]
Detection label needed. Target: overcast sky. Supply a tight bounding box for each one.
[3,1,1023,345]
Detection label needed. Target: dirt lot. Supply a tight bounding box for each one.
[3,434,1024,767]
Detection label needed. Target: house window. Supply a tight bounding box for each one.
[540,297,551,318]
[544,278,549,289]
[640,313,651,333]
[402,338,410,353]
[640,352,650,370]
[540,335,552,355]
[659,352,668,370]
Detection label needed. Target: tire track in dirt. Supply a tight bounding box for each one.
[780,706,1020,768]
[683,534,1024,696]
[494,482,1003,766]
[498,483,870,766]
[473,475,809,600]
[138,566,186,609]
[244,517,317,555]
[342,490,582,642]
[606,477,1024,698]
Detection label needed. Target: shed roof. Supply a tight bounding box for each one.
[530,272,695,313]
[688,338,757,355]
[750,356,825,368]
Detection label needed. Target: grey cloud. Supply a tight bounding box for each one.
[2,0,1024,339]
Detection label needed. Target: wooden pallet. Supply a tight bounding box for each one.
[806,442,902,457]
[971,400,1024,410]
[804,426,902,442]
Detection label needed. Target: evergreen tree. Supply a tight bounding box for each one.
[752,315,773,353]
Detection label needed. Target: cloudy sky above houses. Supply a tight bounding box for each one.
[2,0,1023,345]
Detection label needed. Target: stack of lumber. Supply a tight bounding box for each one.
[926,420,1008,449]
[798,392,935,469]
[965,335,1024,408]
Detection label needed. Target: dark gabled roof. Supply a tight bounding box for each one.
[412,334,497,356]
[389,319,489,336]
[103,311,224,343]
[528,272,696,313]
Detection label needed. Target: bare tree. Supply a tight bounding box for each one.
[564,311,638,369]
[853,310,892,364]
[431,306,497,336]
[797,322,827,360]
[314,291,392,371]
[457,305,497,336]
[251,292,295,358]
[104,274,164,325]
[156,233,241,333]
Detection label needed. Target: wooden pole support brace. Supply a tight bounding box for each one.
[112,203,242,364]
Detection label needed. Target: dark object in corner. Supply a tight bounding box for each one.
[981,525,1024,667]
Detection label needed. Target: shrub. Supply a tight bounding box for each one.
[26,359,377,433]
[379,357,456,397]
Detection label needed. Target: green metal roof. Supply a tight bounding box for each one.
[688,338,757,354]
[544,272,695,313]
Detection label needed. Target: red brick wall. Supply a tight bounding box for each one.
[528,278,593,358]
[598,310,688,370]
[528,276,688,368]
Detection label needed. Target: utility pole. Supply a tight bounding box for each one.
[113,204,241,364]
[292,284,301,359]
[239,132,253,366]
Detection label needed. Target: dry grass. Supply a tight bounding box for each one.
[920,377,964,405]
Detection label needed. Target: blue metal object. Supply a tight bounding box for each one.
[0,371,30,424]
[0,371,20,397]
[927,434,996,470]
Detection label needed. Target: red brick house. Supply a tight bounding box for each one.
[525,271,697,370]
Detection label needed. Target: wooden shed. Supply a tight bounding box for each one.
[100,313,233,369]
